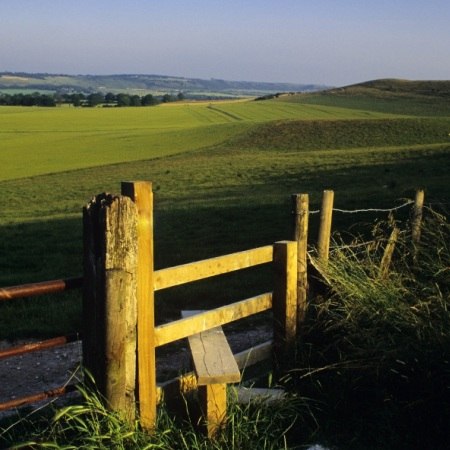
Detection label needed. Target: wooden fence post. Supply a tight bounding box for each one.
[121,181,156,430]
[412,189,425,245]
[379,227,400,279]
[292,194,309,324]
[317,190,334,263]
[83,193,138,422]
[272,241,297,380]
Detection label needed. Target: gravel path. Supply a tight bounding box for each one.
[0,325,271,419]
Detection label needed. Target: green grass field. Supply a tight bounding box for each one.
[1,80,450,449]
[0,100,398,181]
[1,96,449,337]
[1,91,450,332]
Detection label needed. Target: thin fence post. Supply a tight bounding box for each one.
[317,190,334,263]
[412,189,425,245]
[83,193,138,422]
[121,181,156,430]
[272,241,298,380]
[379,226,399,279]
[292,193,309,324]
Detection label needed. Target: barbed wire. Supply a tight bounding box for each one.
[306,199,414,215]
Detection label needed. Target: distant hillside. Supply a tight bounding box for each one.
[277,79,450,116]
[0,72,326,98]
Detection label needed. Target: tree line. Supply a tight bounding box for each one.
[0,91,185,107]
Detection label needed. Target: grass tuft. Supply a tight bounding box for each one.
[292,209,450,449]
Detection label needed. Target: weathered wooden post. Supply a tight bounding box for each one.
[292,194,309,324]
[379,227,400,279]
[272,241,298,380]
[121,181,156,431]
[412,189,425,245]
[83,192,138,422]
[317,190,334,263]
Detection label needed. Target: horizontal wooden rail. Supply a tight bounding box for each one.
[154,292,272,347]
[0,334,80,360]
[154,245,273,291]
[0,384,78,412]
[0,276,83,302]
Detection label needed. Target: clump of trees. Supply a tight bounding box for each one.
[0,92,56,106]
[0,91,185,107]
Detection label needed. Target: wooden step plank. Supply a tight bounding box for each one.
[231,387,286,405]
[182,311,241,385]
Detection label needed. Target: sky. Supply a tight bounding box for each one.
[1,0,449,87]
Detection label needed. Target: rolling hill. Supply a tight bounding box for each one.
[277,78,450,116]
[0,72,326,98]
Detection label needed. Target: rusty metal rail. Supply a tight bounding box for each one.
[0,334,80,360]
[0,384,78,412]
[0,276,83,302]
[0,277,83,413]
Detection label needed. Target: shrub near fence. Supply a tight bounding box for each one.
[0,182,425,436]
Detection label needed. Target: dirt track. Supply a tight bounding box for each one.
[0,325,271,419]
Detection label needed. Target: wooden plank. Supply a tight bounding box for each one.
[182,311,240,385]
[155,292,272,347]
[156,340,273,403]
[154,245,273,291]
[121,181,157,430]
[231,387,286,405]
[233,340,273,369]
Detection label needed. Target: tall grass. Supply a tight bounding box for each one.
[291,209,450,449]
[2,211,448,449]
[1,379,307,449]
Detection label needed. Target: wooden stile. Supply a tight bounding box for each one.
[121,181,156,430]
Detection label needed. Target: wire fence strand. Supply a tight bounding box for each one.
[307,199,414,215]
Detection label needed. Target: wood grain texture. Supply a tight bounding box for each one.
[155,293,272,347]
[83,193,138,422]
[292,193,309,323]
[121,181,156,430]
[317,190,334,262]
[181,311,241,385]
[154,245,273,290]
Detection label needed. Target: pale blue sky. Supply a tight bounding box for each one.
[1,0,449,86]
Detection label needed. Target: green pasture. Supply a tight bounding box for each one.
[1,93,450,337]
[280,79,450,117]
[1,86,450,449]
[0,100,395,181]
